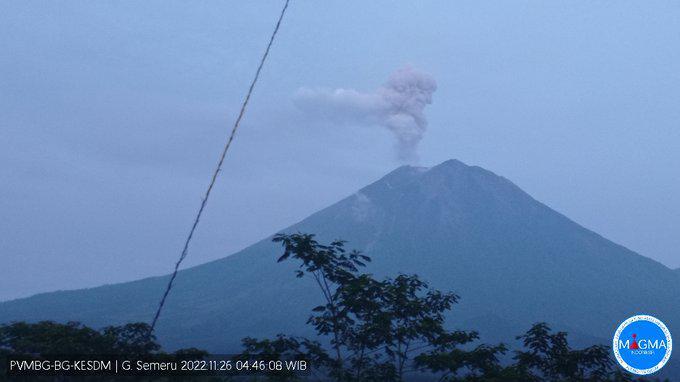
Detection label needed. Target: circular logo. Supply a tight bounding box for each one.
[613,315,672,375]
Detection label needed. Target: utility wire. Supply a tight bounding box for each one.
[149,0,291,333]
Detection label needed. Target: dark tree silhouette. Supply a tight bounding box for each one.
[240,233,667,382]
[0,321,208,380]
[0,321,164,356]
[0,234,669,381]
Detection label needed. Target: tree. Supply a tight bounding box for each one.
[415,323,644,382]
[0,234,669,381]
[504,323,662,382]
[0,321,209,380]
[240,233,493,381]
[0,321,163,355]
[240,233,667,382]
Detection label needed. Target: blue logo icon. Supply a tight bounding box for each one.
[613,315,672,375]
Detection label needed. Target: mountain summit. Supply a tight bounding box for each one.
[1,160,678,357]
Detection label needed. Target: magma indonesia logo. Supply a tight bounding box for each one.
[613,315,672,375]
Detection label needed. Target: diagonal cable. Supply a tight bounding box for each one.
[149,0,291,333]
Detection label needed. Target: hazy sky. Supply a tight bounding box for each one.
[1,1,679,301]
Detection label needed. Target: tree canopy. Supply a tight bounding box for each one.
[0,233,669,381]
[239,233,666,382]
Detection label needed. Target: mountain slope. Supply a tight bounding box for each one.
[1,160,678,359]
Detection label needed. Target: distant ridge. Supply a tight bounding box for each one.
[1,160,678,376]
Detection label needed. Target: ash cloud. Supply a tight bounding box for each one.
[294,66,437,163]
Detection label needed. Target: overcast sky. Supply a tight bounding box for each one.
[1,1,679,301]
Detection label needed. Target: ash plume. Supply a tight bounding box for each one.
[294,66,437,163]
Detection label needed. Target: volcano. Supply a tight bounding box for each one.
[1,160,678,365]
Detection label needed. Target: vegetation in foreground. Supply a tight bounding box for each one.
[238,233,665,381]
[0,233,670,381]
